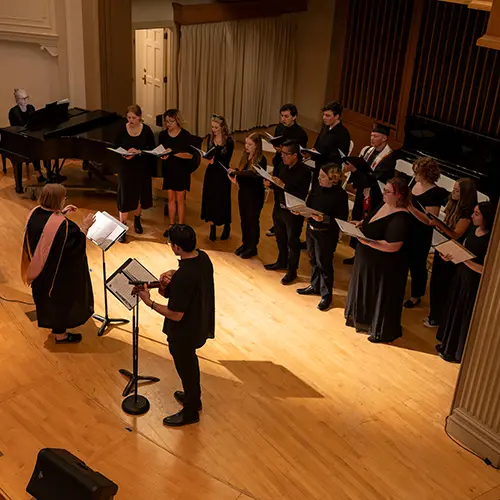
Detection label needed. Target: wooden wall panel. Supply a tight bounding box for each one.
[340,0,414,130]
[409,1,500,138]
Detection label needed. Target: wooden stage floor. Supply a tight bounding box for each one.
[0,155,498,500]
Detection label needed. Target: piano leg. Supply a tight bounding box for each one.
[1,155,6,174]
[14,162,23,194]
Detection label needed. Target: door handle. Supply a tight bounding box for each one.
[142,75,146,85]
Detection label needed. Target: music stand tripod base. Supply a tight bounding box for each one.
[119,369,160,398]
[94,314,129,337]
[122,394,150,415]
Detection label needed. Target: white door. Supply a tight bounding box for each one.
[135,29,165,124]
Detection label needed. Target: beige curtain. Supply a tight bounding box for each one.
[179,15,297,137]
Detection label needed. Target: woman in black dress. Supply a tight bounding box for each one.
[201,114,235,241]
[436,202,494,362]
[21,184,95,344]
[345,178,412,344]
[159,109,194,232]
[424,178,477,327]
[228,132,266,259]
[405,158,447,308]
[115,105,156,242]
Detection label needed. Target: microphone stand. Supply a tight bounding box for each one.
[120,292,160,415]
[94,248,129,337]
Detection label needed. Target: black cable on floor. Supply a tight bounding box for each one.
[444,415,499,470]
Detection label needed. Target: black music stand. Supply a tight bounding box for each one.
[106,259,160,415]
[120,292,159,415]
[87,211,129,336]
[93,248,129,337]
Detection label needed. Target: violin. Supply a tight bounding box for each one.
[131,281,161,296]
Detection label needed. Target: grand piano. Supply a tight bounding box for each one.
[0,102,126,192]
[397,115,500,204]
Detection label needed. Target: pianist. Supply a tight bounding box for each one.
[8,88,46,192]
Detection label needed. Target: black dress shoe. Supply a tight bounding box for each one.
[163,410,200,427]
[281,272,297,285]
[234,244,245,256]
[174,391,202,411]
[220,223,231,241]
[317,295,332,311]
[55,332,82,344]
[240,248,257,259]
[134,216,143,234]
[264,262,287,271]
[368,333,401,344]
[209,224,216,242]
[296,285,320,296]
[266,226,275,237]
[404,297,422,309]
[118,232,127,243]
[343,257,355,265]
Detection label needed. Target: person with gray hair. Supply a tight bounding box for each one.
[8,88,47,192]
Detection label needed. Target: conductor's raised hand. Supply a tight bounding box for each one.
[62,204,77,215]
[81,212,96,234]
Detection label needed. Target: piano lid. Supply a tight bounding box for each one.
[401,115,500,199]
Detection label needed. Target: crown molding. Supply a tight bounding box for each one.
[0,29,59,56]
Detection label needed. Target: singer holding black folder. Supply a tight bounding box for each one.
[159,109,194,230]
[115,105,156,242]
[229,132,267,259]
[138,224,215,427]
[296,164,348,310]
[200,114,235,241]
[405,158,447,309]
[345,178,411,344]
[264,141,311,285]
[342,123,396,264]
[424,178,477,328]
[436,202,493,362]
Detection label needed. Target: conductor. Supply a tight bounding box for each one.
[138,224,215,427]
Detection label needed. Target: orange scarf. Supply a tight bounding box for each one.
[21,206,67,291]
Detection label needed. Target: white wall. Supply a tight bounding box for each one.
[0,41,62,126]
[0,0,90,126]
[294,0,336,132]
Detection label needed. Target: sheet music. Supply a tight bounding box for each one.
[107,147,137,156]
[107,272,137,310]
[335,219,375,242]
[143,145,168,156]
[304,159,316,169]
[218,161,229,172]
[254,165,276,183]
[106,259,158,310]
[123,259,157,283]
[434,239,475,264]
[378,181,386,193]
[284,192,322,217]
[86,211,127,251]
[342,171,351,190]
[262,139,275,153]
[300,146,321,157]
[338,148,346,158]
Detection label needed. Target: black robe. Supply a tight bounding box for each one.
[437,228,491,361]
[26,208,94,330]
[345,209,411,342]
[201,137,235,226]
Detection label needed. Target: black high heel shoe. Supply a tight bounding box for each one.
[209,224,216,242]
[220,224,231,241]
